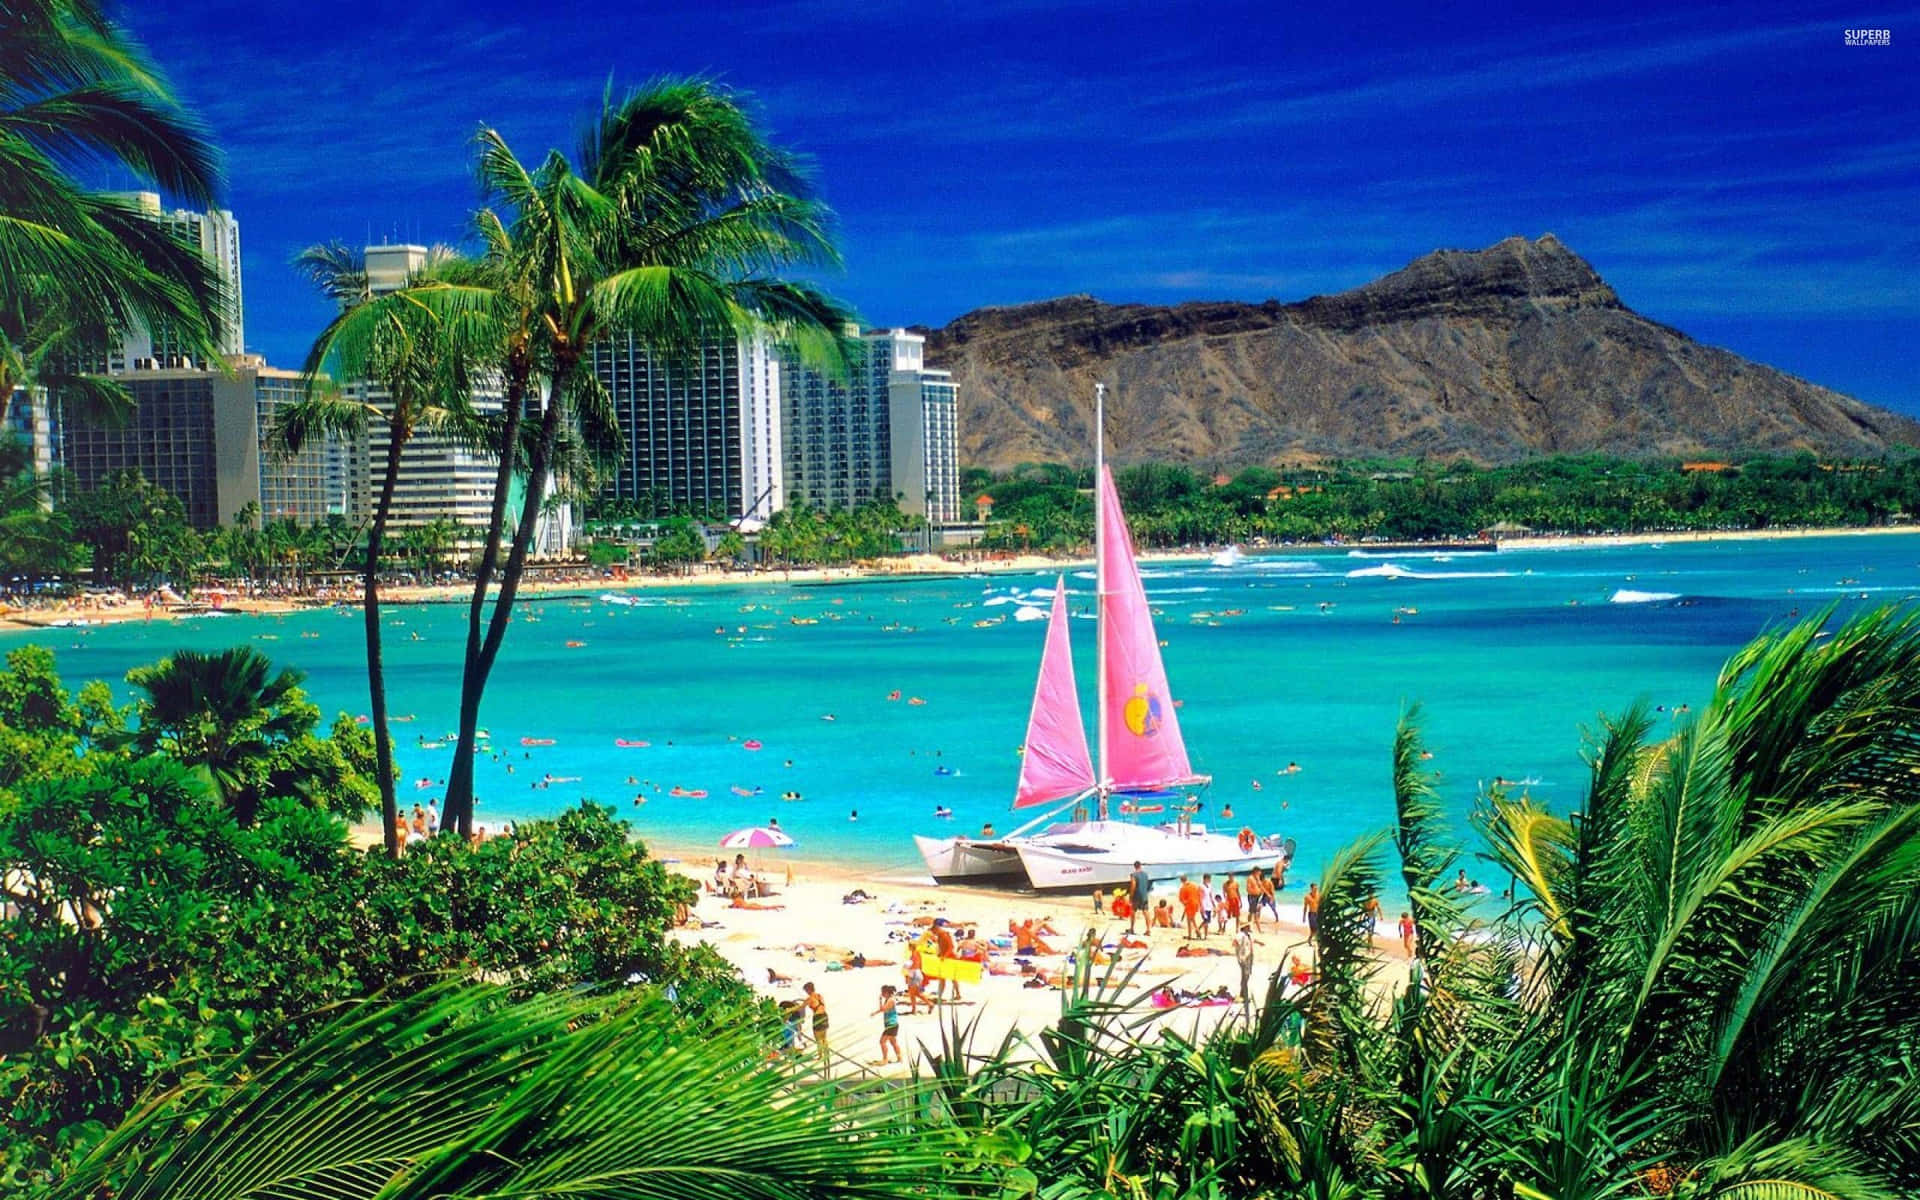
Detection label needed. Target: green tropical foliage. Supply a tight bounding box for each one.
[0,433,82,583]
[58,466,200,588]
[758,500,914,565]
[962,454,1920,551]
[45,982,950,1200]
[0,647,727,1191]
[121,646,330,823]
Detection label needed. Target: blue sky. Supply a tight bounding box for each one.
[123,1,1917,414]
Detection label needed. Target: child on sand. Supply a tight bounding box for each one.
[872,985,902,1064]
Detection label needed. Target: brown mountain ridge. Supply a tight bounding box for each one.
[923,234,1917,468]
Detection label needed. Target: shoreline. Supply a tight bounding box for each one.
[7,524,1919,635]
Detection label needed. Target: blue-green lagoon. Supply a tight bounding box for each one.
[13,534,1919,885]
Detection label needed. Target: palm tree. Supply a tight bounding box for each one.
[275,241,490,856]
[1478,605,1920,1197]
[1,0,227,405]
[47,982,953,1200]
[122,646,312,825]
[438,78,857,835]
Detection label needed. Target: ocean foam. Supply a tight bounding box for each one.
[1346,563,1514,580]
[1609,589,1682,604]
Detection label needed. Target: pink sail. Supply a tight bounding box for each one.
[1013,581,1097,809]
[1098,466,1201,791]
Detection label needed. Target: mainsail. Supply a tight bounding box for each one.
[1012,582,1097,808]
[1097,466,1202,792]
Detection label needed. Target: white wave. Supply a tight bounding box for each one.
[1013,605,1048,622]
[1609,589,1682,604]
[1346,563,1514,580]
[1029,586,1056,598]
[983,595,1018,606]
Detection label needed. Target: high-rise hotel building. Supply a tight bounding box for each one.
[351,244,575,551]
[591,330,783,522]
[102,191,244,370]
[781,327,959,522]
[49,198,364,529]
[57,356,357,527]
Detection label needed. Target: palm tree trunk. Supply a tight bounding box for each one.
[443,383,524,832]
[441,376,565,837]
[365,420,405,858]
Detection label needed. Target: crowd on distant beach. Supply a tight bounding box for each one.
[388,801,503,849]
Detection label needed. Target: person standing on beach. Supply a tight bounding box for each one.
[1178,875,1203,940]
[1199,873,1216,933]
[1398,911,1416,958]
[802,982,830,1069]
[872,985,902,1065]
[1303,882,1322,942]
[1245,869,1265,933]
[1223,874,1242,928]
[1234,924,1256,1004]
[932,921,961,1002]
[1128,861,1150,935]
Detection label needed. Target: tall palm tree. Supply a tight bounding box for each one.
[1,0,227,403]
[123,646,311,826]
[275,242,490,856]
[438,78,858,835]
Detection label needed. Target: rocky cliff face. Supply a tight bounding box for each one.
[926,235,1917,467]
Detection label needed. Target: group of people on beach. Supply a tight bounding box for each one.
[1102,858,1293,939]
[388,800,497,849]
[708,855,783,904]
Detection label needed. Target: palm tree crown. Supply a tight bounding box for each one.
[1,0,226,400]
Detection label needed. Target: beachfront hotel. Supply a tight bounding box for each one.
[56,356,356,528]
[780,327,960,521]
[592,329,785,523]
[46,198,362,528]
[97,191,245,371]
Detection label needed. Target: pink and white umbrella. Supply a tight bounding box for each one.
[719,826,796,850]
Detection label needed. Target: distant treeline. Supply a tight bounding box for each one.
[963,453,1920,549]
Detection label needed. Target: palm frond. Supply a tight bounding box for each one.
[53,981,950,1200]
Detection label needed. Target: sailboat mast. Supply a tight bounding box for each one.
[1094,382,1109,812]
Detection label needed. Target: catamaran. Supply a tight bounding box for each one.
[912,581,1096,886]
[914,384,1285,893]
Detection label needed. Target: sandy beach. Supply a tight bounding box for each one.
[657,850,1371,1077]
[348,821,1407,1078]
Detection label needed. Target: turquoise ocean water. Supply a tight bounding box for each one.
[11,534,1919,890]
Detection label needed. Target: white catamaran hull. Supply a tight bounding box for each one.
[913,835,1030,887]
[1014,822,1279,893]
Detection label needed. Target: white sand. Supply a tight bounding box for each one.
[663,851,1410,1078]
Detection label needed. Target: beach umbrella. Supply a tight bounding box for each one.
[719,826,796,850]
